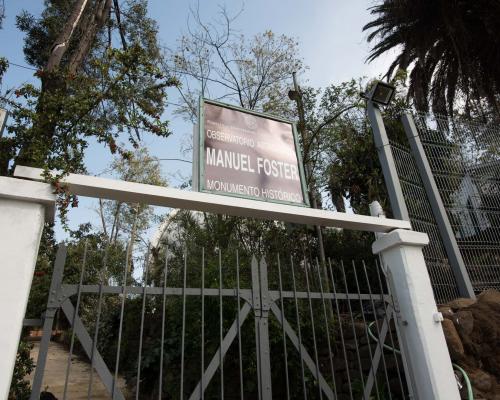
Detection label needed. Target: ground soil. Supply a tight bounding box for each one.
[29,341,129,400]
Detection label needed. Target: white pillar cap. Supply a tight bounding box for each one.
[0,177,56,223]
[372,229,429,255]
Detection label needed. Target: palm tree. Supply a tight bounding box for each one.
[363,0,500,119]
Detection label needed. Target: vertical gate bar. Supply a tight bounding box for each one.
[63,241,88,400]
[361,261,393,400]
[112,242,131,400]
[257,258,272,400]
[328,260,353,400]
[251,256,262,400]
[362,314,390,400]
[373,261,406,397]
[88,246,110,400]
[270,303,334,399]
[136,246,151,400]
[30,244,67,400]
[290,256,307,400]
[314,259,337,399]
[188,303,253,400]
[159,246,169,399]
[236,250,244,400]
[277,254,291,400]
[303,259,323,400]
[219,249,225,399]
[180,248,188,399]
[201,248,205,400]
[351,260,381,400]
[60,301,125,400]
[340,261,366,394]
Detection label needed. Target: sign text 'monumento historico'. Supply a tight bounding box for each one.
[193,98,309,206]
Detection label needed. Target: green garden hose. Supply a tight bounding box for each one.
[367,321,474,400]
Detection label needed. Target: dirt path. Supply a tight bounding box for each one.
[29,341,129,399]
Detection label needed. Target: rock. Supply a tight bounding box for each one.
[469,369,493,392]
[478,289,500,305]
[442,318,464,358]
[439,305,455,320]
[448,298,476,310]
[455,310,474,336]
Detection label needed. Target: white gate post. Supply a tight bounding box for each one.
[372,228,460,400]
[0,177,55,400]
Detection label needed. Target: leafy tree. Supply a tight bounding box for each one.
[363,0,500,119]
[8,340,34,400]
[162,7,315,262]
[166,5,303,122]
[297,77,410,217]
[98,147,167,247]
[1,0,175,176]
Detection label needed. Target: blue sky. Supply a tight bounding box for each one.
[1,0,394,241]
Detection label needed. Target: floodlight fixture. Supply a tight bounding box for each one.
[362,81,396,106]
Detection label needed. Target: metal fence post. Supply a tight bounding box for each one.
[372,229,460,400]
[367,101,410,221]
[401,113,475,299]
[251,256,272,400]
[30,244,67,400]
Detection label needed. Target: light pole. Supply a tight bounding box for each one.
[364,81,410,221]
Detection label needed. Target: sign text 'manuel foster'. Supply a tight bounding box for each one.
[201,101,306,204]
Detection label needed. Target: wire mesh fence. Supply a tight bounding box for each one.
[27,242,410,400]
[412,113,500,295]
[390,112,500,302]
[389,140,460,303]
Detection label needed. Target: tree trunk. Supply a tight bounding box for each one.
[14,0,112,169]
[46,0,90,72]
[98,198,109,239]
[68,0,112,74]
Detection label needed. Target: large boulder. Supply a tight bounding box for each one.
[478,290,500,305]
[443,290,500,399]
[469,368,493,392]
[442,318,464,358]
[439,305,455,320]
[456,310,474,336]
[448,297,477,310]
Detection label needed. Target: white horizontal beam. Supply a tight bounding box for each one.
[14,166,411,233]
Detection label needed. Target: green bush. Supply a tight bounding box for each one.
[9,340,34,400]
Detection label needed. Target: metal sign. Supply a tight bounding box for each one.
[195,98,309,206]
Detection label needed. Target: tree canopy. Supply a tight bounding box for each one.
[1,0,176,176]
[363,0,500,119]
